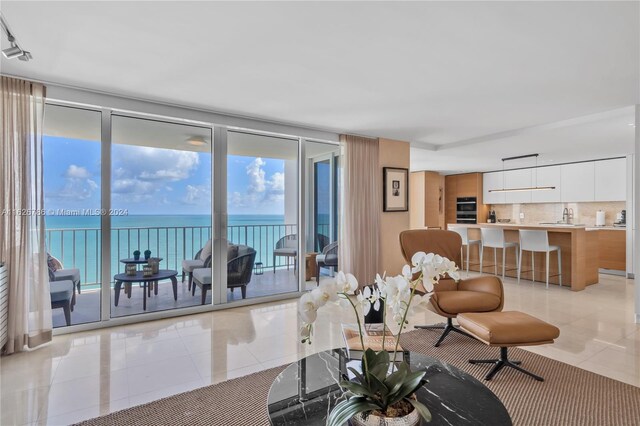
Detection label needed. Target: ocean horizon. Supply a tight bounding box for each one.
[45,214,328,288]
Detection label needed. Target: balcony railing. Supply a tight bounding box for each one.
[45,223,332,288]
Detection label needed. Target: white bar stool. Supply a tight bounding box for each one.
[517,230,562,288]
[480,228,519,279]
[450,227,482,274]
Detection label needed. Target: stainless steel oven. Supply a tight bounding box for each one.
[456,197,477,223]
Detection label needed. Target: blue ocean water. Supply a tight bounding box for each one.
[45,214,291,288]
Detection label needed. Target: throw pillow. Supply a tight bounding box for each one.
[227,243,239,261]
[199,239,212,261]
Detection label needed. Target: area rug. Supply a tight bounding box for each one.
[75,328,640,426]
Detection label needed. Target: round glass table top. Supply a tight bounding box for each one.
[267,349,512,426]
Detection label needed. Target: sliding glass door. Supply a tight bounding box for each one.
[110,115,213,316]
[305,142,340,288]
[225,131,299,301]
[43,104,103,328]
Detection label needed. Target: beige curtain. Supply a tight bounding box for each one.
[0,76,51,354]
[339,135,381,286]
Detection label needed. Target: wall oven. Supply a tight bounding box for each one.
[456,197,477,224]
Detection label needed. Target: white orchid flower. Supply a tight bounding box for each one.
[336,271,358,294]
[298,292,318,324]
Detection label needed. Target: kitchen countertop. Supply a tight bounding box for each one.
[448,223,626,231]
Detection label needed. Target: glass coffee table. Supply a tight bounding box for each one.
[267,349,512,425]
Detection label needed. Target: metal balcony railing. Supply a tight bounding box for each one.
[45,223,330,288]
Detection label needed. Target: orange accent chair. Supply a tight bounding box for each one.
[399,229,504,347]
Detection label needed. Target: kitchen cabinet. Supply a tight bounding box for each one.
[597,229,626,271]
[504,169,532,204]
[561,162,595,202]
[594,158,626,201]
[530,165,562,203]
[445,173,488,224]
[482,172,505,205]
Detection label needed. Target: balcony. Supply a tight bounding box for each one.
[47,223,327,328]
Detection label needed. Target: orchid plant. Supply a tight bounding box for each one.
[299,252,460,426]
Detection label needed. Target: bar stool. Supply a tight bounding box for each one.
[517,230,562,289]
[450,227,482,274]
[480,228,519,279]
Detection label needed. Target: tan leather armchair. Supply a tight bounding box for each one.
[399,229,504,347]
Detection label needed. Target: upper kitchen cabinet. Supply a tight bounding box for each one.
[530,165,561,203]
[594,158,626,201]
[561,162,595,202]
[504,169,532,204]
[483,171,506,204]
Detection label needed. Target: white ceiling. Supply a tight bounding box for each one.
[2,1,639,172]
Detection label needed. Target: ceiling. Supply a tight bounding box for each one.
[2,1,639,171]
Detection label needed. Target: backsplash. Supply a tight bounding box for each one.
[489,202,626,226]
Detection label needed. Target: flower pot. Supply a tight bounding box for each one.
[350,407,420,426]
[133,254,140,260]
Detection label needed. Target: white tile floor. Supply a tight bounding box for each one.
[1,272,638,425]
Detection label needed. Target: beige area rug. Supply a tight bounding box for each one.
[76,329,640,426]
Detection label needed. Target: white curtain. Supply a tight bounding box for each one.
[339,135,381,286]
[0,76,52,354]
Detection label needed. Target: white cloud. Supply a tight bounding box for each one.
[182,184,211,205]
[64,165,91,179]
[229,159,287,209]
[113,146,199,182]
[112,179,154,194]
[246,158,266,193]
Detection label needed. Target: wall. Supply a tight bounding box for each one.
[409,171,426,229]
[379,138,411,275]
[490,202,626,226]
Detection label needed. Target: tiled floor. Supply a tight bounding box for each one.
[2,272,638,425]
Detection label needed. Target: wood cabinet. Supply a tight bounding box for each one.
[410,171,445,229]
[597,230,626,271]
[445,172,488,224]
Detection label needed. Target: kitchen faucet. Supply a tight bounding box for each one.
[562,208,574,224]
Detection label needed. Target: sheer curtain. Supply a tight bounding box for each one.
[338,135,381,286]
[0,76,51,354]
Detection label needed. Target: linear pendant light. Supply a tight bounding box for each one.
[488,154,556,193]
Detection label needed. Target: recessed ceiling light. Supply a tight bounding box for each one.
[186,136,208,146]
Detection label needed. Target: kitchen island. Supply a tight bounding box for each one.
[447,223,599,291]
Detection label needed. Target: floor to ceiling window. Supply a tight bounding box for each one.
[43,104,103,328]
[224,131,300,301]
[41,97,340,331]
[110,115,213,317]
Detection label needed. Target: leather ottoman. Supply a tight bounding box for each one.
[458,311,560,382]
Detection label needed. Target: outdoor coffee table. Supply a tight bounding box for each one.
[113,269,178,311]
[267,349,512,425]
[119,257,164,266]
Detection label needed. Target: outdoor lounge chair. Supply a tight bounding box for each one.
[316,241,338,285]
[181,239,211,291]
[273,234,297,273]
[50,280,74,326]
[192,244,257,304]
[48,253,81,305]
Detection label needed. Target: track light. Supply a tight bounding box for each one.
[18,51,32,61]
[2,45,22,58]
[1,14,32,62]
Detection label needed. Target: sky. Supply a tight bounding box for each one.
[43,136,287,216]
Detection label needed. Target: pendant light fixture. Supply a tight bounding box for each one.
[488,154,556,193]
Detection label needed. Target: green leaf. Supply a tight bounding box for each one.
[340,381,376,398]
[327,399,382,426]
[388,371,426,406]
[408,399,432,423]
[385,364,408,397]
[368,372,389,398]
